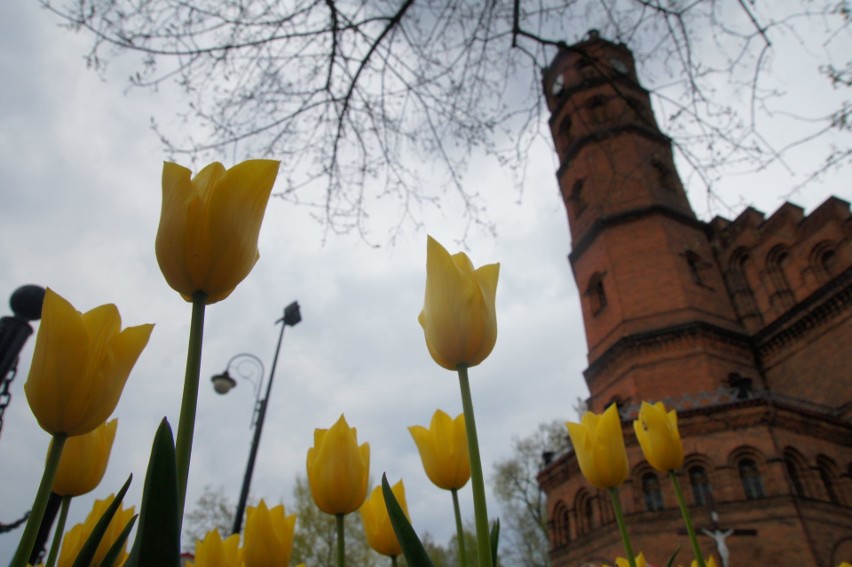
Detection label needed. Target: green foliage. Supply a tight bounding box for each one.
[491,420,570,567]
[71,476,133,567]
[382,474,434,567]
[181,486,236,552]
[125,418,181,567]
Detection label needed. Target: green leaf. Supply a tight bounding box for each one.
[125,418,181,567]
[71,475,132,567]
[490,518,500,565]
[98,515,137,567]
[382,473,434,567]
[665,546,681,567]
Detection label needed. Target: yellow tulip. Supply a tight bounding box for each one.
[155,159,280,304]
[604,553,646,567]
[57,494,135,567]
[360,480,409,557]
[633,401,684,472]
[243,499,296,567]
[306,414,370,515]
[52,419,117,496]
[692,558,718,567]
[188,530,242,567]
[566,404,629,489]
[24,288,153,436]
[418,235,499,370]
[409,410,470,490]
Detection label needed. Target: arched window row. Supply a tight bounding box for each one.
[585,272,607,316]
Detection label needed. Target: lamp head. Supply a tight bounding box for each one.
[211,371,237,394]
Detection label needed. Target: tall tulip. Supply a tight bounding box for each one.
[567,405,636,567]
[360,480,408,558]
[409,410,470,491]
[52,419,118,497]
[155,159,280,304]
[306,415,370,515]
[418,235,499,567]
[634,402,702,566]
[418,236,499,370]
[307,415,369,567]
[633,401,684,472]
[243,500,296,567]
[56,495,135,567]
[12,289,151,567]
[155,159,279,520]
[25,289,153,437]
[189,530,242,567]
[566,404,629,490]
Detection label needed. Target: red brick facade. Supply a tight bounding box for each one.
[538,31,852,567]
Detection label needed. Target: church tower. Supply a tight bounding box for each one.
[538,31,852,567]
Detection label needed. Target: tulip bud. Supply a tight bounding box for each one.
[243,500,296,567]
[633,401,684,472]
[409,410,470,490]
[155,159,280,304]
[418,236,499,370]
[24,289,153,436]
[566,404,629,489]
[190,529,242,567]
[306,415,370,515]
[360,480,409,557]
[52,419,117,496]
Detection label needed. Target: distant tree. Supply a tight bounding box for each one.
[492,420,571,567]
[38,0,850,238]
[181,485,236,552]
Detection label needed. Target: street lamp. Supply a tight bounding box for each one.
[211,301,301,534]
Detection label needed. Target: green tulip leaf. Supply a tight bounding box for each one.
[382,473,434,567]
[490,518,500,565]
[125,418,181,567]
[665,546,681,567]
[71,475,132,567]
[98,514,137,567]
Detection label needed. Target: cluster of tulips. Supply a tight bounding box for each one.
[9,159,502,567]
[566,402,715,567]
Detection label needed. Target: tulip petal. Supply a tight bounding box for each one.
[156,162,198,297]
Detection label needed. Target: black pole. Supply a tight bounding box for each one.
[230,307,292,534]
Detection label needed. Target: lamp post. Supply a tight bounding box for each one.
[210,301,301,534]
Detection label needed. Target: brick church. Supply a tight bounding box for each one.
[537,31,852,566]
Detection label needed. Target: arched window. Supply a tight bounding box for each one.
[766,245,794,310]
[817,457,839,504]
[727,249,761,323]
[811,241,839,283]
[784,456,806,497]
[569,178,587,217]
[587,95,608,124]
[738,458,765,499]
[652,160,675,192]
[688,465,712,506]
[686,251,704,286]
[577,58,596,80]
[642,473,665,511]
[586,272,607,316]
[552,501,571,546]
[575,490,595,535]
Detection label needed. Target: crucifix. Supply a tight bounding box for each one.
[679,511,757,567]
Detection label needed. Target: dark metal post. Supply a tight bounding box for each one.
[231,302,300,534]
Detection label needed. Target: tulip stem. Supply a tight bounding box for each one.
[451,488,469,567]
[10,434,67,567]
[391,556,398,567]
[669,470,706,567]
[335,513,346,567]
[608,487,637,567]
[175,291,207,523]
[44,495,72,567]
[456,365,493,567]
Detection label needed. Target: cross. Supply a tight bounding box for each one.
[679,511,757,567]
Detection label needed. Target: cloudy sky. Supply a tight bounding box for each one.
[0,1,849,563]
